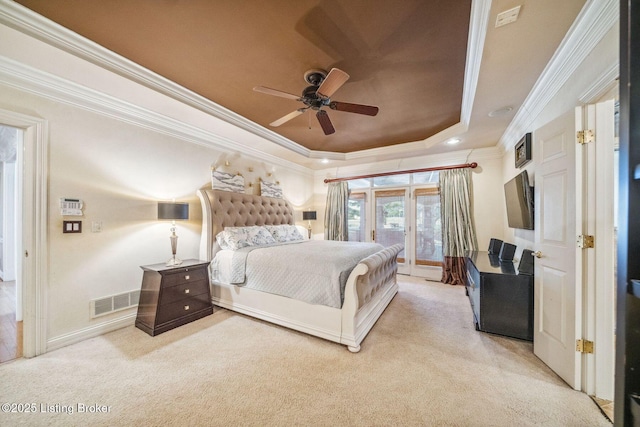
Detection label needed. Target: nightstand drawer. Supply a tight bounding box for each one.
[156,294,211,325]
[162,267,207,287]
[160,280,209,305]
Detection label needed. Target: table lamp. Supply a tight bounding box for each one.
[302,210,317,239]
[158,201,189,266]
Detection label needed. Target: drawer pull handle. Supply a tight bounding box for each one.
[185,275,190,280]
[184,289,190,294]
[184,305,190,311]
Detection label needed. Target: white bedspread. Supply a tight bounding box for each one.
[211,240,384,308]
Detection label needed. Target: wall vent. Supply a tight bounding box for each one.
[91,289,140,318]
[495,5,521,28]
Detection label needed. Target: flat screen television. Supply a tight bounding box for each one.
[504,170,534,230]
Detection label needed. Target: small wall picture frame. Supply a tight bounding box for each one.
[515,133,532,168]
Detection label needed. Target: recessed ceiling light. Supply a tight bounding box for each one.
[446,138,461,145]
[488,106,514,117]
[321,158,329,164]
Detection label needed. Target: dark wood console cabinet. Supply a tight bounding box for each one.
[135,259,213,336]
[465,251,533,341]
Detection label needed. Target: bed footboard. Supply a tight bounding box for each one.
[341,244,403,352]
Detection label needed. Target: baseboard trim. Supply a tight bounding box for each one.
[46,312,136,353]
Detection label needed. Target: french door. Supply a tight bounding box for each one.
[412,187,443,279]
[348,187,442,277]
[373,189,409,274]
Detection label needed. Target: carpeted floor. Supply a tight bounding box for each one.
[0,276,611,426]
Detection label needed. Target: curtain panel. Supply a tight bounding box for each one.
[324,182,349,241]
[439,168,478,285]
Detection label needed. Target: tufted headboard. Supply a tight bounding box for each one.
[196,189,295,261]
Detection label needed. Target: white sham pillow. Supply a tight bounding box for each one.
[266,224,304,242]
[216,226,276,250]
[295,225,309,240]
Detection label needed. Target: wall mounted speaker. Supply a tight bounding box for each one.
[518,249,535,275]
[499,242,516,262]
[488,238,504,254]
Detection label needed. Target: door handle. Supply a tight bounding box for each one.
[533,251,543,258]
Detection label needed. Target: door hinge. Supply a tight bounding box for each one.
[371,230,375,241]
[577,234,595,249]
[576,339,594,354]
[576,130,594,145]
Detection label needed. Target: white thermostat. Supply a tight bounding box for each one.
[60,198,84,216]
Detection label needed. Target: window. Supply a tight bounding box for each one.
[373,174,409,187]
[414,188,443,266]
[348,178,371,189]
[375,189,406,262]
[413,171,439,184]
[348,193,366,242]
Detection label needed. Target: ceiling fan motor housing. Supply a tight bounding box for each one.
[302,85,330,109]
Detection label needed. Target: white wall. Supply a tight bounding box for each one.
[501,23,619,259]
[0,23,315,346]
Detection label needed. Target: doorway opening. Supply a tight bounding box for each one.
[0,124,21,363]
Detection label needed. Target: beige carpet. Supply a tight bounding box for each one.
[0,276,610,426]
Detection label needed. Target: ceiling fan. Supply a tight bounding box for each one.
[253,68,379,135]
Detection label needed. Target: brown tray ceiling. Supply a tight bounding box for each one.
[15,0,471,154]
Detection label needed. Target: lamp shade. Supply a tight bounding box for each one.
[158,202,189,220]
[302,211,317,221]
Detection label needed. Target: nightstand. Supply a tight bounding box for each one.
[135,259,213,336]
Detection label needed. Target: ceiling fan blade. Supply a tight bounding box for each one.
[270,109,304,127]
[316,110,335,135]
[253,86,301,101]
[330,101,379,116]
[316,68,349,99]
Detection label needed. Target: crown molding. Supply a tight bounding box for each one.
[498,0,619,150]
[461,0,492,128]
[0,54,312,175]
[578,62,619,104]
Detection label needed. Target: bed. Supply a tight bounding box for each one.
[197,189,402,352]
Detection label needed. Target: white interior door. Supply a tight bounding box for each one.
[533,109,582,389]
[581,99,616,400]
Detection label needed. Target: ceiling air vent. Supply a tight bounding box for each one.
[495,6,521,28]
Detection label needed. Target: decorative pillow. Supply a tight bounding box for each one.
[212,170,244,193]
[216,226,276,250]
[295,225,309,240]
[266,225,304,242]
[260,180,283,198]
[215,231,232,250]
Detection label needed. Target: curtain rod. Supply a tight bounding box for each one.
[323,162,478,184]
